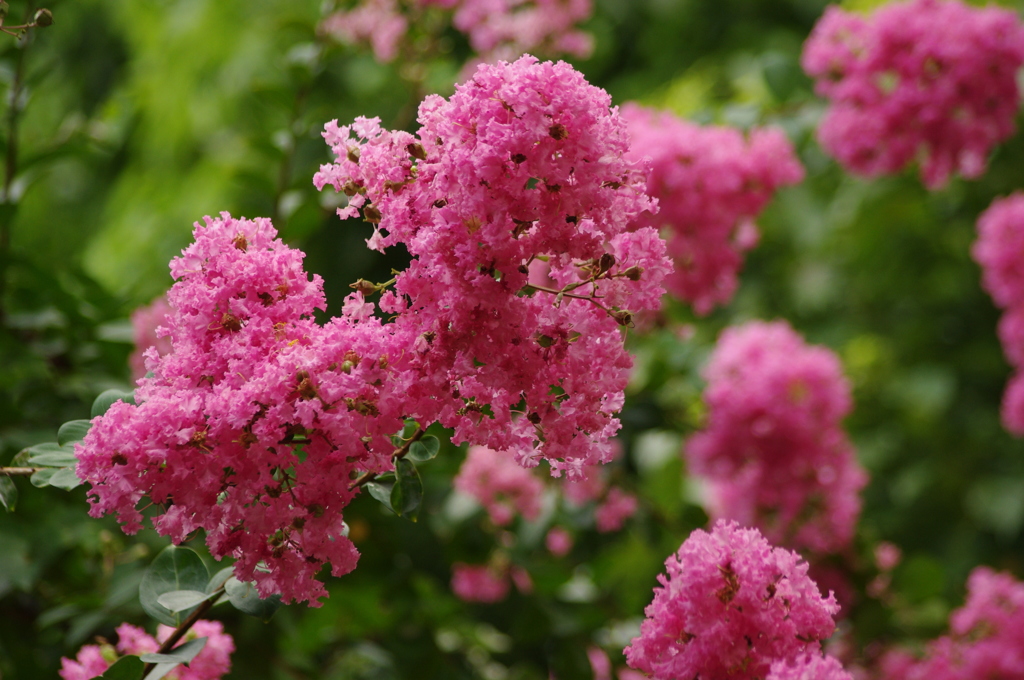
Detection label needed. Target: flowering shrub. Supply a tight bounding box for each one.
[802,0,1024,189]
[685,321,866,555]
[625,520,839,680]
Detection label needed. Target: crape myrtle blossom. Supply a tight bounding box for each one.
[80,58,667,606]
[322,0,593,65]
[315,55,670,480]
[801,0,1024,189]
[622,104,804,315]
[686,321,867,555]
[972,193,1024,435]
[624,520,839,680]
[77,213,422,604]
[878,567,1024,680]
[453,444,544,525]
[60,620,233,680]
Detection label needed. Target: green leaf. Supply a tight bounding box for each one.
[139,636,207,664]
[92,389,136,418]
[57,419,92,445]
[30,468,57,488]
[390,458,422,520]
[139,546,210,626]
[0,476,17,511]
[47,466,83,491]
[365,479,395,512]
[99,655,144,680]
[156,589,212,612]
[143,663,179,680]
[25,442,76,467]
[406,435,440,462]
[224,577,282,622]
[206,566,234,595]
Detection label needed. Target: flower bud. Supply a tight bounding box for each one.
[33,8,53,27]
[610,309,633,326]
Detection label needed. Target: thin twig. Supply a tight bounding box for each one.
[140,585,226,676]
[0,466,42,476]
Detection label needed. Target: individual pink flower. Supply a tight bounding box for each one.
[686,321,867,555]
[624,520,839,680]
[451,563,511,603]
[768,653,853,680]
[129,295,174,381]
[545,526,573,557]
[973,194,1024,435]
[802,0,1024,189]
[453,445,544,525]
[60,620,234,680]
[623,104,804,314]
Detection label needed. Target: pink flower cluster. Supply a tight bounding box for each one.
[879,567,1024,680]
[78,213,417,604]
[450,562,533,602]
[802,0,1024,189]
[60,620,233,680]
[686,321,867,555]
[768,653,852,680]
[624,520,839,680]
[315,55,668,480]
[972,193,1024,435]
[622,104,804,315]
[321,0,593,65]
[79,58,667,606]
[454,445,544,525]
[129,295,174,380]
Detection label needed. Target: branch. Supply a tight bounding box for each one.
[0,466,42,476]
[348,426,425,491]
[141,585,225,676]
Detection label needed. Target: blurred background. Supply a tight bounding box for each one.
[1,0,1024,677]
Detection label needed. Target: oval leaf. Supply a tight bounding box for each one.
[47,466,83,491]
[0,476,17,512]
[25,442,76,467]
[156,589,211,612]
[99,655,144,680]
[57,419,92,445]
[390,458,422,519]
[407,435,440,462]
[365,479,395,513]
[139,546,210,626]
[92,389,135,418]
[139,636,207,664]
[30,468,57,488]
[225,576,282,622]
[206,566,234,595]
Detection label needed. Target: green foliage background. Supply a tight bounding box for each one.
[1,0,1024,677]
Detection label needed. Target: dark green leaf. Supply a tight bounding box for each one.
[156,589,212,612]
[57,419,92,445]
[47,466,83,491]
[390,458,422,519]
[139,546,210,626]
[365,479,395,512]
[99,655,144,680]
[206,567,234,595]
[91,389,135,418]
[0,476,17,511]
[407,435,440,462]
[25,442,76,467]
[224,577,282,622]
[139,636,207,664]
